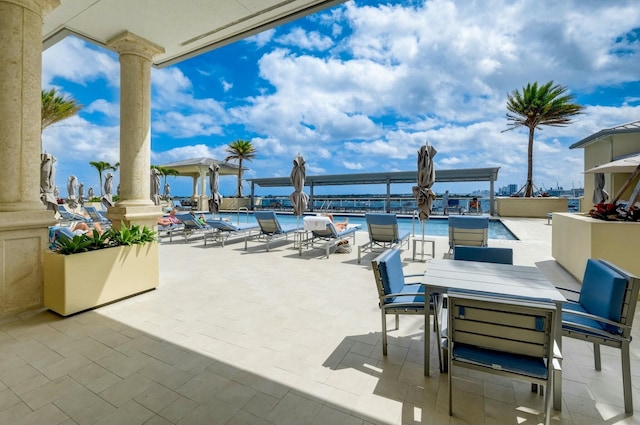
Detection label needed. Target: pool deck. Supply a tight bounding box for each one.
[1,217,639,424]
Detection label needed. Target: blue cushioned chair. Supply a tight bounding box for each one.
[453,246,513,265]
[448,216,488,253]
[447,291,557,425]
[246,211,298,252]
[371,249,441,373]
[358,213,410,264]
[559,259,640,413]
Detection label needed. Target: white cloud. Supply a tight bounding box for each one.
[246,28,276,48]
[153,111,223,138]
[40,1,640,195]
[276,27,334,50]
[42,36,119,87]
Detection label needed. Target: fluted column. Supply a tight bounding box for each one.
[106,31,164,228]
[0,0,58,212]
[0,0,59,317]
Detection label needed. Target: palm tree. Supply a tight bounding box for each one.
[225,140,257,197]
[41,88,82,133]
[89,161,118,196]
[504,81,584,197]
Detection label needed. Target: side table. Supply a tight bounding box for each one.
[412,237,435,261]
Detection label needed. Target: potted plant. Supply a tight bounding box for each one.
[44,223,159,316]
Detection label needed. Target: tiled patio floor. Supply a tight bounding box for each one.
[1,218,639,424]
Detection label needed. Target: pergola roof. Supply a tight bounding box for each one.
[248,167,500,188]
[43,0,346,68]
[570,120,640,149]
[159,157,241,178]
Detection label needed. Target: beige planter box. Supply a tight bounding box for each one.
[496,197,568,218]
[44,243,159,316]
[552,213,640,285]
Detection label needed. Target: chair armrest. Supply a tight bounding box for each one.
[563,309,629,331]
[555,287,580,302]
[382,292,423,300]
[553,340,562,360]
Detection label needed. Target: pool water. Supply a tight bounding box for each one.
[211,213,518,240]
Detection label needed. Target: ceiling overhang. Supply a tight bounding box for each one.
[43,0,347,68]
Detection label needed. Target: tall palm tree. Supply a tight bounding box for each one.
[41,88,82,133]
[89,161,118,196]
[225,140,257,197]
[504,81,584,197]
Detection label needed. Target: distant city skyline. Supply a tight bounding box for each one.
[42,0,640,199]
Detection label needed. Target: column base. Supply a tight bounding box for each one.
[0,210,57,318]
[106,204,162,230]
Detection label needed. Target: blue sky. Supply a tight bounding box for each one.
[42,0,640,199]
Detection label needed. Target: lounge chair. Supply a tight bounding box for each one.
[558,259,640,413]
[358,213,410,264]
[371,248,441,372]
[48,225,76,249]
[173,199,191,211]
[57,205,88,222]
[303,215,360,258]
[84,206,112,229]
[204,219,259,247]
[447,291,558,425]
[448,216,488,253]
[245,211,298,252]
[174,213,215,245]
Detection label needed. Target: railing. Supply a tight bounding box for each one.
[243,195,581,215]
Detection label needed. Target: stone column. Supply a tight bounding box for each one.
[106,31,164,229]
[0,0,60,317]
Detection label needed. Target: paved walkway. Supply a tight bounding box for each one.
[1,218,638,424]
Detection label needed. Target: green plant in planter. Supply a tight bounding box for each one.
[53,223,157,255]
[86,229,113,250]
[107,223,157,246]
[54,234,93,255]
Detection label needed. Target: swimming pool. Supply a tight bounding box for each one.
[210,212,518,240]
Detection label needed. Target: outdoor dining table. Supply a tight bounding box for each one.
[421,259,567,411]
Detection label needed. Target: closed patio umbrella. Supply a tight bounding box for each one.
[592,173,608,205]
[67,175,79,209]
[150,168,161,205]
[102,172,114,207]
[88,186,94,198]
[289,154,309,228]
[412,144,437,221]
[412,144,437,241]
[40,153,58,211]
[164,182,171,199]
[209,164,222,214]
[78,182,85,205]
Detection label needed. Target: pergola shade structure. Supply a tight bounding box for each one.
[160,158,242,210]
[249,167,500,215]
